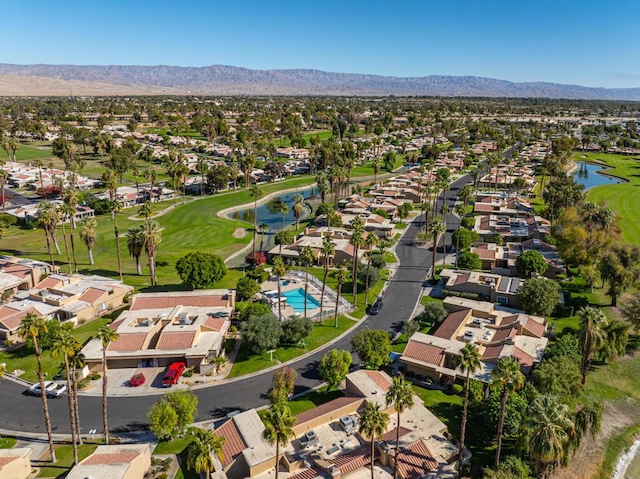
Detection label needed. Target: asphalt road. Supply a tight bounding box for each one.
[0,174,472,435]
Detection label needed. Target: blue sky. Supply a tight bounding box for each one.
[2,0,639,88]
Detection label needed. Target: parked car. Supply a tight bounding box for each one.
[299,430,318,449]
[26,381,67,398]
[369,297,383,315]
[163,362,186,387]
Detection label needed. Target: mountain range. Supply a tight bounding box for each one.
[0,63,638,100]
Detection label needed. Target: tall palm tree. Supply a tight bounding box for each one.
[62,188,79,271]
[333,265,349,328]
[196,158,208,196]
[126,226,146,275]
[454,343,481,477]
[453,204,466,268]
[18,313,56,462]
[58,203,73,273]
[34,158,45,188]
[257,223,269,255]
[51,329,81,465]
[272,256,288,322]
[364,233,379,305]
[79,218,98,265]
[187,428,226,479]
[440,204,451,268]
[386,374,414,479]
[144,219,162,287]
[38,201,61,264]
[578,306,608,384]
[599,318,629,364]
[350,217,365,307]
[319,236,335,322]
[0,169,8,214]
[69,350,86,445]
[97,325,119,445]
[358,402,389,479]
[526,395,575,478]
[268,198,289,255]
[249,185,264,263]
[490,357,525,467]
[110,200,124,282]
[299,246,316,319]
[428,217,445,279]
[292,194,305,230]
[262,403,295,479]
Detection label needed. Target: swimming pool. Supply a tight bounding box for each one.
[282,288,321,313]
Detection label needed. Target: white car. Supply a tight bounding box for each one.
[26,381,67,398]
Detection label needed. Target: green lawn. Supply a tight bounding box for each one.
[411,385,462,438]
[274,130,334,147]
[0,176,315,292]
[227,315,354,379]
[572,152,640,244]
[0,436,16,449]
[287,389,345,416]
[38,442,100,478]
[153,435,198,479]
[14,143,56,162]
[0,314,115,382]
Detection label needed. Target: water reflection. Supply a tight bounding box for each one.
[572,162,622,190]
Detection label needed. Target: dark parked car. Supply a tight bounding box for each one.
[369,297,383,315]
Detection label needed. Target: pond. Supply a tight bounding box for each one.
[572,161,622,190]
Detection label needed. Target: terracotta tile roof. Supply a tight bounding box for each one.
[108,333,147,352]
[403,342,445,367]
[216,419,247,467]
[0,308,33,331]
[474,203,493,212]
[491,327,517,343]
[523,317,546,338]
[433,309,470,339]
[35,277,62,290]
[396,440,439,478]
[0,456,18,467]
[294,396,363,426]
[156,331,196,350]
[473,247,496,260]
[330,444,377,475]
[380,426,411,442]
[364,371,392,392]
[109,318,126,330]
[131,294,228,310]
[204,316,227,331]
[287,466,325,479]
[78,287,106,304]
[500,315,519,327]
[512,347,535,370]
[453,273,471,286]
[482,345,504,360]
[84,452,140,465]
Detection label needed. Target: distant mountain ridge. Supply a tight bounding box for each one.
[0,63,638,100]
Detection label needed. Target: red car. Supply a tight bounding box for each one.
[163,362,186,387]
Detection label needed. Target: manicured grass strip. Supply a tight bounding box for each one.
[227,316,353,379]
[37,443,100,478]
[14,144,56,161]
[286,389,345,416]
[0,436,17,449]
[411,385,462,438]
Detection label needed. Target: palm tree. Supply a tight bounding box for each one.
[440,204,451,268]
[34,159,45,188]
[428,217,445,279]
[358,402,389,479]
[126,226,146,275]
[578,306,608,384]
[69,350,85,445]
[490,357,525,467]
[18,313,56,463]
[38,201,61,265]
[249,185,264,264]
[110,200,124,282]
[144,220,162,287]
[51,328,81,465]
[196,158,208,196]
[187,428,226,479]
[62,188,79,271]
[364,233,380,305]
[350,218,365,307]
[58,203,73,273]
[268,198,289,255]
[453,204,465,268]
[386,374,414,479]
[526,395,575,478]
[333,265,349,328]
[599,318,629,364]
[257,223,269,255]
[272,256,288,322]
[454,343,481,477]
[262,403,295,479]
[79,218,98,265]
[299,246,316,319]
[292,194,305,230]
[319,236,335,321]
[0,169,8,214]
[97,325,119,445]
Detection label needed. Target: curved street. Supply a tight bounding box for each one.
[0,174,471,435]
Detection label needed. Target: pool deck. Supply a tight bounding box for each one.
[261,274,340,320]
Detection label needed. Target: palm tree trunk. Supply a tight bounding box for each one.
[44,229,56,266]
[135,255,142,275]
[277,279,282,322]
[279,213,285,255]
[34,337,57,462]
[69,231,79,273]
[88,248,94,265]
[370,437,375,479]
[458,373,470,477]
[275,442,280,479]
[64,356,78,465]
[52,232,61,255]
[150,254,157,286]
[431,234,439,279]
[61,222,72,274]
[252,201,258,264]
[72,370,82,445]
[320,264,328,324]
[114,217,123,282]
[352,247,358,308]
[304,266,309,319]
[365,257,372,306]
[103,350,109,444]
[334,285,340,328]
[394,411,401,479]
[495,388,507,467]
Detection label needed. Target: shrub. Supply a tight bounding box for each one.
[236,301,273,321]
[457,252,482,270]
[77,377,91,390]
[370,253,386,269]
[451,383,464,395]
[236,276,261,301]
[175,251,227,289]
[183,369,193,378]
[90,372,101,381]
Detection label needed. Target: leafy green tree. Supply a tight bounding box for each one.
[452,228,477,252]
[236,276,261,301]
[482,456,533,479]
[402,318,420,338]
[620,293,640,331]
[458,252,482,270]
[490,357,525,467]
[416,301,448,326]
[516,277,560,316]
[531,356,582,403]
[516,250,548,278]
[242,314,281,353]
[187,428,225,479]
[358,402,389,479]
[599,243,640,306]
[386,374,414,479]
[319,350,352,393]
[206,164,231,192]
[176,252,227,289]
[262,403,295,479]
[148,390,198,440]
[237,302,273,322]
[147,400,179,439]
[268,367,297,405]
[351,329,391,370]
[454,343,481,477]
[543,333,581,365]
[280,316,312,345]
